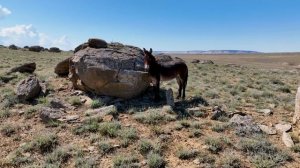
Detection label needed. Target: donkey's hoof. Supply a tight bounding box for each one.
[176,95,181,99]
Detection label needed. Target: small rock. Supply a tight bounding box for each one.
[113,144,120,148]
[161,105,173,113]
[49,98,66,109]
[80,98,87,104]
[275,123,292,132]
[65,115,79,121]
[187,107,201,113]
[282,132,294,147]
[257,109,273,115]
[88,146,95,151]
[166,89,175,107]
[39,107,64,123]
[16,75,41,101]
[258,124,277,135]
[70,90,84,96]
[18,110,25,115]
[85,105,117,116]
[193,158,200,165]
[211,106,227,120]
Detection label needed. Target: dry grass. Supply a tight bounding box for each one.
[0,48,300,167]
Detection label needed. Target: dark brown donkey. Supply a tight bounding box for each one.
[143,48,188,100]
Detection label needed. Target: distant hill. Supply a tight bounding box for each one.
[155,50,261,54]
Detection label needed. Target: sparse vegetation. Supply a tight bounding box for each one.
[1,48,300,167]
[176,148,199,160]
[1,124,17,137]
[23,134,58,154]
[147,153,166,168]
[134,111,175,125]
[113,155,139,168]
[91,99,104,109]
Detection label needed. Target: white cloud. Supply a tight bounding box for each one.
[0,24,74,50]
[0,5,11,19]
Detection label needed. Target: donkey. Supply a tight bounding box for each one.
[143,48,188,100]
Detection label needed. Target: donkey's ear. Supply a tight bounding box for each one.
[149,48,153,54]
[143,48,147,53]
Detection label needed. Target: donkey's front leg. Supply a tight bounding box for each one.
[154,76,161,101]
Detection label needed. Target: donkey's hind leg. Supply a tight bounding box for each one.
[176,77,182,99]
[182,74,188,99]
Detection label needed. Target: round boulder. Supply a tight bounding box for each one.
[70,43,149,99]
[16,75,41,101]
[88,38,108,49]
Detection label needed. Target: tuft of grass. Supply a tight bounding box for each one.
[197,152,215,164]
[139,139,154,155]
[212,123,230,133]
[147,153,166,168]
[176,148,199,160]
[291,145,300,154]
[204,137,225,154]
[24,106,38,119]
[23,134,58,154]
[113,155,139,168]
[45,147,71,167]
[68,96,82,106]
[98,122,121,138]
[119,127,139,143]
[1,124,17,137]
[5,150,33,167]
[189,129,202,138]
[238,138,292,167]
[219,155,242,168]
[75,157,97,168]
[37,97,50,106]
[134,111,175,125]
[98,142,114,154]
[73,117,102,135]
[0,108,10,118]
[91,99,105,109]
[178,120,191,128]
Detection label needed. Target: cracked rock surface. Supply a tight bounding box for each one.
[70,43,150,99]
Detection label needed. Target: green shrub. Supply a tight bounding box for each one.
[91,99,104,109]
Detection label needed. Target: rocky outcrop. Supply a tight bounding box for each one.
[70,41,149,99]
[9,62,36,74]
[155,54,173,63]
[54,57,71,76]
[49,47,61,53]
[16,75,41,101]
[29,46,44,52]
[8,44,18,50]
[293,87,300,124]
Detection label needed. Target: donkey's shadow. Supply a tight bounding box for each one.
[108,86,209,117]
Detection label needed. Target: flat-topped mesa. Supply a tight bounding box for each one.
[69,39,150,99]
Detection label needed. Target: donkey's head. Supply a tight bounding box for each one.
[143,48,156,70]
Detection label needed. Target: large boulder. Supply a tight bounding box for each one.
[8,44,18,50]
[155,53,173,63]
[16,75,41,101]
[54,57,71,76]
[70,43,149,99]
[49,47,61,53]
[29,46,44,52]
[9,62,36,74]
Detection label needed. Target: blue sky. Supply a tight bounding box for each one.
[0,0,300,52]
